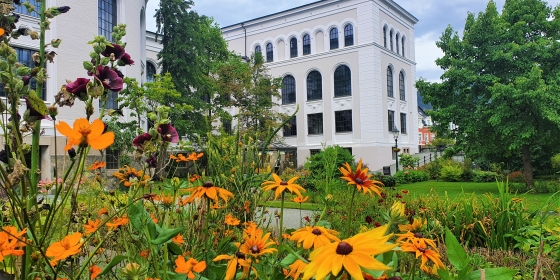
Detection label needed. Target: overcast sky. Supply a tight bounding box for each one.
[145,0,560,82]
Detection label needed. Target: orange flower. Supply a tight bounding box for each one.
[140,249,150,259]
[339,158,384,197]
[182,181,233,205]
[46,232,84,266]
[261,174,305,200]
[84,219,101,235]
[0,226,27,261]
[150,213,159,224]
[89,161,106,171]
[55,118,114,151]
[213,253,256,280]
[113,166,150,187]
[170,152,203,162]
[0,28,4,36]
[239,226,277,258]
[401,239,445,271]
[98,207,108,216]
[89,265,102,279]
[292,195,309,203]
[225,214,240,226]
[106,215,129,231]
[175,256,206,278]
[243,200,251,214]
[285,259,307,279]
[173,234,185,245]
[189,174,201,183]
[155,194,174,208]
[290,226,340,249]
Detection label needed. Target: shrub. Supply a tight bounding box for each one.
[393,169,430,184]
[372,172,396,187]
[304,145,354,194]
[440,165,463,182]
[420,159,443,180]
[508,171,526,183]
[472,170,500,182]
[399,154,420,168]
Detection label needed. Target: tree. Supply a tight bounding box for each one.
[416,0,560,188]
[155,0,230,139]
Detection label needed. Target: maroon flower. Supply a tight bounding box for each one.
[118,53,134,66]
[94,66,123,92]
[146,154,157,168]
[157,123,178,143]
[365,216,373,225]
[65,78,89,100]
[101,44,126,60]
[133,133,152,147]
[114,69,124,79]
[22,76,30,86]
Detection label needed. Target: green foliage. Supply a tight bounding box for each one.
[552,153,560,173]
[398,154,419,168]
[420,159,444,179]
[440,164,463,182]
[471,170,500,182]
[305,145,354,180]
[372,172,396,187]
[393,169,429,184]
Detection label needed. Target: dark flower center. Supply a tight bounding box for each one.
[335,242,353,255]
[127,174,137,180]
[418,247,426,253]
[355,178,364,184]
[311,229,322,235]
[203,181,213,188]
[250,245,260,254]
[235,252,246,259]
[280,181,288,186]
[413,232,423,238]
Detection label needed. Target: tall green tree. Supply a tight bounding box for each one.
[416,0,560,188]
[155,0,229,139]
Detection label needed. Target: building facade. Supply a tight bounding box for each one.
[222,0,419,170]
[2,0,160,178]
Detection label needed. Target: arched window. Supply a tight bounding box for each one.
[266,43,273,62]
[344,24,354,46]
[255,45,261,54]
[282,75,296,104]
[399,71,405,100]
[14,0,41,17]
[334,65,351,97]
[290,37,298,58]
[307,71,322,100]
[146,62,156,83]
[387,67,393,98]
[396,33,400,54]
[389,29,394,51]
[302,34,311,55]
[383,25,388,48]
[330,28,339,50]
[401,37,406,57]
[98,0,117,42]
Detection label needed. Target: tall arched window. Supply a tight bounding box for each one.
[282,75,296,104]
[98,0,117,42]
[396,33,400,54]
[389,29,394,51]
[255,45,261,54]
[146,62,156,83]
[399,71,405,100]
[344,24,354,46]
[302,34,311,55]
[387,67,393,98]
[334,65,351,97]
[307,71,322,100]
[401,37,406,57]
[330,28,339,50]
[290,37,298,58]
[383,25,388,48]
[266,43,273,62]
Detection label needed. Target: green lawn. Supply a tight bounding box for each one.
[395,181,559,211]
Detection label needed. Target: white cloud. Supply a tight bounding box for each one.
[414,32,444,80]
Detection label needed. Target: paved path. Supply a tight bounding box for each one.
[256,207,316,230]
[372,151,438,175]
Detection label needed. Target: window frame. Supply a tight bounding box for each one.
[290,37,298,58]
[146,62,156,83]
[266,43,273,62]
[400,113,407,134]
[383,25,388,48]
[401,37,406,57]
[302,34,311,55]
[283,116,297,137]
[388,110,395,132]
[334,65,352,97]
[105,148,120,169]
[389,29,394,51]
[387,67,394,98]
[310,149,320,156]
[306,71,322,101]
[98,0,117,42]
[307,113,323,135]
[344,24,354,46]
[335,110,353,133]
[255,45,262,54]
[222,119,232,135]
[14,0,41,17]
[329,28,339,50]
[399,71,406,100]
[281,75,296,104]
[396,33,400,54]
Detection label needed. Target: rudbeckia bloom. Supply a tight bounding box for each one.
[292,195,309,203]
[113,165,150,187]
[290,226,340,249]
[261,174,305,200]
[175,256,206,279]
[239,227,277,258]
[400,237,445,271]
[213,252,255,280]
[339,159,384,197]
[56,118,115,151]
[396,232,439,253]
[182,181,234,205]
[45,232,84,266]
[302,225,396,280]
[84,219,101,235]
[398,217,425,233]
[285,259,307,279]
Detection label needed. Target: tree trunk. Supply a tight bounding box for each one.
[522,144,534,190]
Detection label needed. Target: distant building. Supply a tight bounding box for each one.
[417,91,434,149]
[221,0,419,171]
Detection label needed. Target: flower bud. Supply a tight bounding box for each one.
[100,57,110,65]
[89,52,97,59]
[16,66,30,76]
[83,61,94,71]
[0,60,8,71]
[67,148,76,158]
[22,144,31,154]
[390,201,405,219]
[93,43,104,54]
[48,105,58,119]
[51,39,62,48]
[148,128,158,138]
[29,30,39,40]
[57,6,70,13]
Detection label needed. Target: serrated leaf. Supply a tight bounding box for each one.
[98,255,127,276]
[445,227,469,270]
[150,227,184,245]
[469,268,517,280]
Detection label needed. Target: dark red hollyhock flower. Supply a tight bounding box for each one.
[57,6,70,13]
[94,66,123,92]
[133,133,152,147]
[146,154,157,168]
[114,69,124,79]
[101,44,126,60]
[65,78,89,99]
[24,97,47,120]
[365,216,373,225]
[119,53,134,66]
[157,123,179,143]
[22,76,30,86]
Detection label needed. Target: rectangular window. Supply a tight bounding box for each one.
[98,0,117,42]
[14,0,41,17]
[344,147,353,155]
[310,149,320,156]
[223,119,232,134]
[419,133,422,143]
[307,113,323,135]
[400,113,407,134]
[0,47,47,99]
[431,133,435,140]
[100,90,118,110]
[335,110,352,133]
[283,116,297,137]
[106,148,120,169]
[388,110,395,132]
[424,133,428,141]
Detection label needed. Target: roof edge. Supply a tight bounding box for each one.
[383,0,418,23]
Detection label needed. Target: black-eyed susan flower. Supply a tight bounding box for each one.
[55,118,114,151]
[213,252,256,280]
[302,225,396,280]
[182,181,234,205]
[113,166,150,187]
[261,174,305,200]
[239,227,277,258]
[398,217,425,232]
[339,158,383,197]
[285,259,307,279]
[292,195,309,203]
[400,236,445,271]
[396,231,439,253]
[290,226,340,249]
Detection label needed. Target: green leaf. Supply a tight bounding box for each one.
[445,227,469,270]
[150,227,184,245]
[167,242,183,255]
[98,255,127,276]
[280,253,298,268]
[469,267,517,280]
[26,91,48,116]
[316,220,331,228]
[437,267,453,280]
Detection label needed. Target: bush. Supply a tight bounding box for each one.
[533,180,560,194]
[440,164,463,182]
[304,145,354,194]
[393,169,430,184]
[399,154,420,168]
[372,172,396,187]
[472,170,499,182]
[420,159,443,180]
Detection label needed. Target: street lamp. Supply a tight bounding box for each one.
[392,126,400,171]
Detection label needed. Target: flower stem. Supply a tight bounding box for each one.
[279,191,285,242]
[409,257,417,280]
[346,187,357,237]
[299,203,302,228]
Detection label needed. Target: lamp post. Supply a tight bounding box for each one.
[392,126,400,172]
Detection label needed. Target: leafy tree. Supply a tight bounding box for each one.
[155,0,230,139]
[416,0,560,188]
